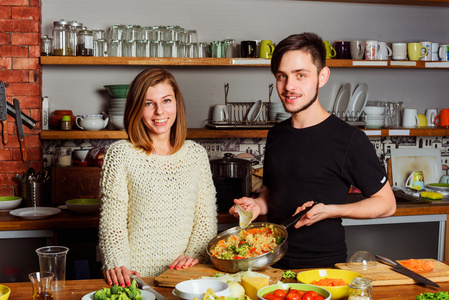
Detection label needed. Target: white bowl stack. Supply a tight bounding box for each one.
[109,98,126,130]
[363,106,385,129]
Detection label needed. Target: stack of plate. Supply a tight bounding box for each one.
[108,98,126,130]
[364,105,385,129]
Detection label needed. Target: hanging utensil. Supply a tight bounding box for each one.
[224,83,229,106]
[14,98,27,162]
[376,255,440,288]
[0,80,8,145]
[269,83,273,103]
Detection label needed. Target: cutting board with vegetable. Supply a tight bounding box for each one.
[335,259,449,286]
[153,264,283,287]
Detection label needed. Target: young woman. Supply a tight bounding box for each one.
[99,68,217,287]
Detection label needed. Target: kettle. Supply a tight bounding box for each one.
[209,153,255,212]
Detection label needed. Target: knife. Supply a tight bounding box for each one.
[0,81,8,145]
[6,101,36,129]
[130,274,168,300]
[14,98,27,162]
[376,254,441,288]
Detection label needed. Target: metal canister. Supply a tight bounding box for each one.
[52,19,74,56]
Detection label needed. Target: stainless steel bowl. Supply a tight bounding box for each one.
[206,222,288,273]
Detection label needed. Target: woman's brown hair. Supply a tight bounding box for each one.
[124,68,187,154]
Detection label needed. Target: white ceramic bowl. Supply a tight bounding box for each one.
[0,196,22,211]
[366,115,385,120]
[363,106,385,115]
[110,115,125,130]
[174,279,231,300]
[366,119,385,129]
[109,108,125,114]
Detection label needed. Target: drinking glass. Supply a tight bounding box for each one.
[108,39,122,57]
[107,24,126,40]
[150,40,164,57]
[124,25,141,41]
[29,271,54,299]
[137,40,151,57]
[123,40,138,57]
[185,29,198,44]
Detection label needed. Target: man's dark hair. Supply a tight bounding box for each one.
[271,32,327,74]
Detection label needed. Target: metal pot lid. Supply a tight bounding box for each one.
[210,153,251,166]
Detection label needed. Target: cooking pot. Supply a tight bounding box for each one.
[207,202,316,272]
[210,153,255,212]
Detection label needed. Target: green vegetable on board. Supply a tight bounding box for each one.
[416,291,449,300]
[282,270,297,279]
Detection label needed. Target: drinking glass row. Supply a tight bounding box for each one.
[94,39,237,58]
[97,25,198,43]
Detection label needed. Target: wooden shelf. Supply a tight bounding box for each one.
[40,56,449,69]
[295,0,449,7]
[40,127,449,140]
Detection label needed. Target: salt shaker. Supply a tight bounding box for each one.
[348,277,373,300]
[41,35,53,56]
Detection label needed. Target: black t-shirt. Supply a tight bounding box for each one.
[263,114,387,269]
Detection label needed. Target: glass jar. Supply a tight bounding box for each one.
[52,19,74,56]
[41,35,53,56]
[348,277,373,300]
[69,21,83,55]
[76,30,94,56]
[60,115,72,131]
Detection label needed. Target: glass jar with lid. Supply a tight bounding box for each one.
[69,21,83,55]
[41,35,53,56]
[76,30,94,56]
[348,277,373,300]
[52,19,74,56]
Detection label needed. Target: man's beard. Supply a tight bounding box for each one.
[283,82,319,114]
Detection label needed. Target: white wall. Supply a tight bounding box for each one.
[42,0,449,128]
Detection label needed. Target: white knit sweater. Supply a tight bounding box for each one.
[98,140,218,277]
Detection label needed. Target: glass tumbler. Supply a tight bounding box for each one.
[150,40,164,57]
[108,39,122,57]
[29,271,54,300]
[107,24,126,40]
[123,40,138,57]
[137,40,151,57]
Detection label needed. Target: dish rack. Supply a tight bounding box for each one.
[207,83,279,129]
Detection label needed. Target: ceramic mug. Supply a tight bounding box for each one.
[241,40,256,58]
[434,108,449,128]
[212,104,229,124]
[417,113,427,127]
[408,43,428,61]
[334,40,351,59]
[426,108,438,126]
[440,175,449,184]
[323,41,336,59]
[431,42,439,61]
[376,42,392,60]
[392,43,407,60]
[350,40,365,60]
[402,108,419,127]
[259,40,275,59]
[420,41,432,61]
[365,40,378,60]
[439,45,449,61]
[405,170,425,190]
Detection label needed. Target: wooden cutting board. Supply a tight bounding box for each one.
[154,264,283,287]
[335,259,449,286]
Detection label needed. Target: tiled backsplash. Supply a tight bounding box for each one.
[42,135,449,176]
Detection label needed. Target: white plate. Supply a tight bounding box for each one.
[346,83,368,115]
[333,83,351,114]
[82,290,155,300]
[426,183,449,191]
[246,100,263,122]
[9,207,61,219]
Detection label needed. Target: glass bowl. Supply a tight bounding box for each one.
[347,250,377,270]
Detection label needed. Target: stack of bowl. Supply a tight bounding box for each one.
[268,102,285,121]
[363,105,386,129]
[104,84,129,130]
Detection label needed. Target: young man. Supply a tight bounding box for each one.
[231,33,396,268]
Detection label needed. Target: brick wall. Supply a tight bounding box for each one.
[0,0,42,196]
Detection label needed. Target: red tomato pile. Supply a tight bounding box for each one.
[263,288,325,300]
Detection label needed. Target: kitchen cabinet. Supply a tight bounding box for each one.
[39,57,449,140]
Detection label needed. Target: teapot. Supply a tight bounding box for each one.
[76,114,109,131]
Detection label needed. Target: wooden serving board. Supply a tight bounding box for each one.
[154,264,283,287]
[335,259,449,286]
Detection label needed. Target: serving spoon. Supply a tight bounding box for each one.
[235,204,253,229]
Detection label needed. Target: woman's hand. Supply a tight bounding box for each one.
[105,266,141,287]
[169,254,199,270]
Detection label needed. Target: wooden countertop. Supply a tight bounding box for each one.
[2,270,449,300]
[1,202,449,231]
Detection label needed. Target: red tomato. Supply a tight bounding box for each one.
[264,294,276,300]
[273,289,287,298]
[302,291,318,300]
[273,297,285,300]
[286,292,301,300]
[314,296,324,300]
